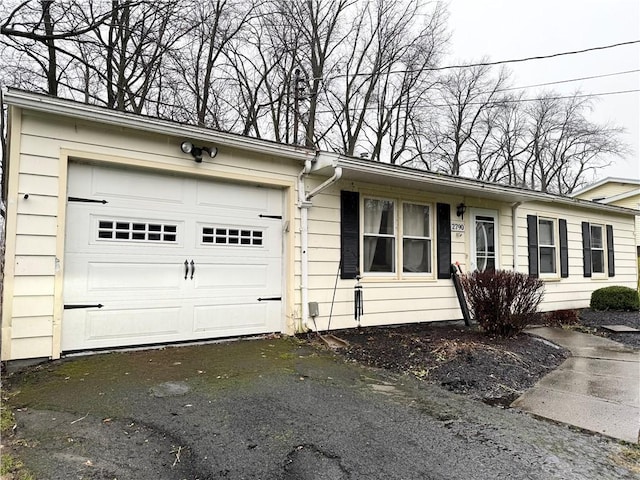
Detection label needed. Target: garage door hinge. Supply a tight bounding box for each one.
[259,214,282,219]
[68,196,108,204]
[257,297,282,302]
[64,304,104,309]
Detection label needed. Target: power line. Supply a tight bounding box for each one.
[323,39,640,80]
[499,69,640,93]
[434,39,640,71]
[310,88,640,115]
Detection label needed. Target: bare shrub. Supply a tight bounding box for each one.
[460,270,545,336]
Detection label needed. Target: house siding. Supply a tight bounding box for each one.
[2,108,303,360]
[300,179,638,332]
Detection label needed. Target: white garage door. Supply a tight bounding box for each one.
[62,163,284,351]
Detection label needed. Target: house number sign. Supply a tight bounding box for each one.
[451,222,465,232]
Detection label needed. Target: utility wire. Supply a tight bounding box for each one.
[321,40,640,80]
[310,88,640,115]
[498,69,640,93]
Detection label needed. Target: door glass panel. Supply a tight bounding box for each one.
[474,214,496,272]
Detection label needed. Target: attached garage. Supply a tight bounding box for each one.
[2,89,313,361]
[62,163,284,351]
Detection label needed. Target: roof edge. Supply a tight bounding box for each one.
[4,88,316,162]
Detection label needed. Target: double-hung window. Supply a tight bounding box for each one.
[362,198,433,275]
[590,224,605,274]
[527,214,568,278]
[538,218,557,275]
[581,221,615,278]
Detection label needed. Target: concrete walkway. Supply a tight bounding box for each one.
[512,327,640,443]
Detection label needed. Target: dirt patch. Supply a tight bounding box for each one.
[332,322,569,407]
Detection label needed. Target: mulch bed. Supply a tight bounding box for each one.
[331,309,639,407]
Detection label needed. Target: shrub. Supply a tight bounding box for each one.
[460,270,545,337]
[542,309,579,326]
[590,286,640,311]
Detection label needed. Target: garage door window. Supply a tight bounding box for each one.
[98,220,177,242]
[202,226,263,246]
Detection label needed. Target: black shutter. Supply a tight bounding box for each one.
[606,224,615,277]
[340,191,360,279]
[436,203,451,279]
[559,218,569,278]
[582,222,592,278]
[526,215,539,278]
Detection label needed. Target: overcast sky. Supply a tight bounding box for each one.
[445,0,640,182]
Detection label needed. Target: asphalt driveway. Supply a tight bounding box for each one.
[3,336,638,479]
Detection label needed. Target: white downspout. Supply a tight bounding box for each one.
[511,202,522,271]
[298,161,312,332]
[297,164,343,332]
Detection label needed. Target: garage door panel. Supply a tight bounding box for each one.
[62,305,184,350]
[193,303,275,334]
[195,180,277,214]
[84,164,187,205]
[87,262,185,291]
[193,263,269,289]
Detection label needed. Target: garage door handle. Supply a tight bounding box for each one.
[190,260,195,280]
[184,260,189,279]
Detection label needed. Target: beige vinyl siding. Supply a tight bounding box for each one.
[2,109,303,360]
[304,179,486,331]
[303,182,638,332]
[516,203,637,311]
[574,183,637,201]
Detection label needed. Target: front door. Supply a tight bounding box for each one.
[471,210,498,272]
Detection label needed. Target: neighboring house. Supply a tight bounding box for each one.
[1,89,638,362]
[572,178,640,256]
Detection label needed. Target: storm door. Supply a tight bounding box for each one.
[471,210,498,272]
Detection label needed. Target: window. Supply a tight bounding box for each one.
[581,222,614,278]
[362,198,433,275]
[98,220,177,243]
[527,215,568,278]
[538,218,556,274]
[590,224,605,274]
[403,203,432,273]
[202,226,263,246]
[363,198,395,273]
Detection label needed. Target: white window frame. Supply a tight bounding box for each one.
[590,223,606,275]
[538,217,558,277]
[401,202,433,276]
[362,197,397,275]
[361,197,435,278]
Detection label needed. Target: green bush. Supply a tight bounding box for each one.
[590,286,640,311]
[460,270,545,337]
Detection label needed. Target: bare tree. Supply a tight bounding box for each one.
[0,0,118,96]
[521,92,627,194]
[427,63,510,176]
